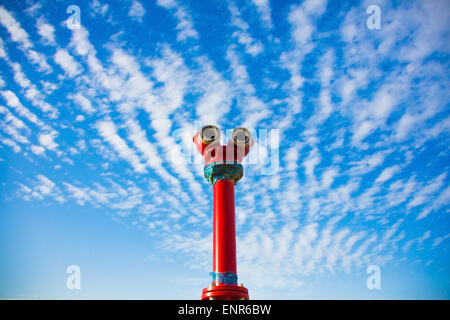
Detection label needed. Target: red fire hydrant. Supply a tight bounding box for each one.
[193,125,253,300]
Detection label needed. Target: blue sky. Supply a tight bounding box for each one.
[0,0,449,299]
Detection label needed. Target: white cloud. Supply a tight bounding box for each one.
[308,49,335,126]
[147,46,190,112]
[352,120,375,144]
[69,27,97,57]
[285,145,300,171]
[31,144,45,155]
[375,165,401,184]
[0,104,29,133]
[417,185,450,220]
[0,5,32,48]
[9,62,30,87]
[322,167,338,189]
[39,131,58,151]
[63,182,92,205]
[251,0,272,29]
[432,186,450,211]
[225,48,270,127]
[432,233,450,247]
[124,118,179,187]
[395,113,416,141]
[157,0,198,41]
[24,2,41,17]
[288,0,327,46]
[407,173,447,210]
[229,3,264,56]
[368,88,396,121]
[54,49,82,78]
[157,0,176,8]
[75,114,85,122]
[36,174,55,195]
[7,62,59,118]
[36,17,55,45]
[108,46,208,203]
[303,148,321,181]
[19,175,65,203]
[96,120,147,173]
[195,58,231,125]
[0,37,7,59]
[277,1,329,128]
[0,118,29,144]
[0,6,51,72]
[128,1,146,22]
[288,6,314,46]
[1,90,45,128]
[1,136,21,152]
[348,152,385,176]
[40,80,58,95]
[90,0,109,17]
[69,92,95,114]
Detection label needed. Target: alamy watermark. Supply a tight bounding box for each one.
[366,5,381,30]
[366,264,381,290]
[66,5,81,30]
[66,265,81,290]
[171,122,280,175]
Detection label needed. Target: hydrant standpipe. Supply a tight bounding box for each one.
[193,126,253,300]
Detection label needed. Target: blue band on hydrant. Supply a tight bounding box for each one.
[204,162,243,185]
[210,271,238,285]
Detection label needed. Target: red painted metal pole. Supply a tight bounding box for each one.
[213,179,237,275]
[195,126,252,300]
